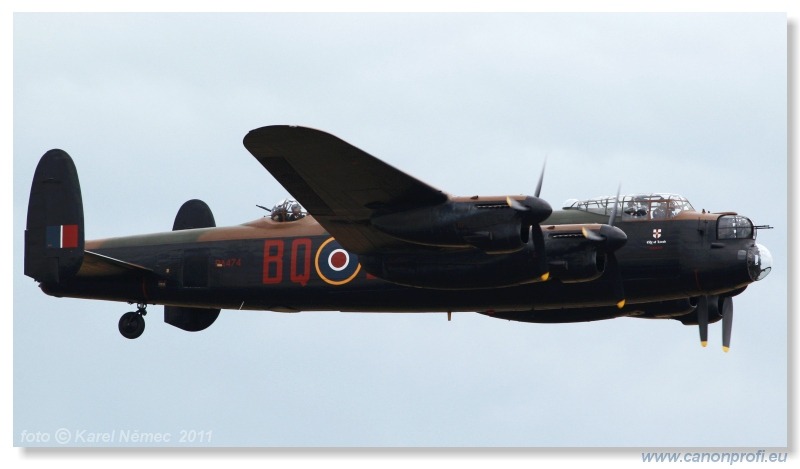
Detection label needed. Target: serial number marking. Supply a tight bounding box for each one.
[215,258,242,268]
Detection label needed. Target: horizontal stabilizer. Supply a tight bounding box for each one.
[77,251,153,277]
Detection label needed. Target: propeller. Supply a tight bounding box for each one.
[580,186,627,308]
[695,295,732,351]
[721,297,733,352]
[506,159,552,281]
[697,296,709,347]
[535,157,546,199]
[505,158,551,221]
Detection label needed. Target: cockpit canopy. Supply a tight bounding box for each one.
[563,193,695,220]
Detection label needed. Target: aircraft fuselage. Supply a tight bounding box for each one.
[41,209,762,316]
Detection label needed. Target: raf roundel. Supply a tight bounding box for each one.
[315,238,361,285]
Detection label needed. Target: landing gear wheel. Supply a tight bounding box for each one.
[119,311,146,339]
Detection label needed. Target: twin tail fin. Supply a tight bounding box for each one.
[24,150,85,284]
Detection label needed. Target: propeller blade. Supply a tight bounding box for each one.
[534,158,546,198]
[607,253,625,309]
[530,225,549,281]
[506,196,528,212]
[697,296,709,347]
[581,226,604,242]
[608,184,621,227]
[721,297,733,352]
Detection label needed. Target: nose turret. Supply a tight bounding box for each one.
[748,243,773,281]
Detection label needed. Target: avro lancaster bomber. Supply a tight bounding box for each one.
[24,125,772,351]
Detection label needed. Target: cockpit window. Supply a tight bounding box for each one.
[717,215,754,240]
[564,193,694,220]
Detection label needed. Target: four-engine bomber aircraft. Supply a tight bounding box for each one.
[24,125,773,351]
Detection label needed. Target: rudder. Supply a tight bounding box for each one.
[25,149,85,284]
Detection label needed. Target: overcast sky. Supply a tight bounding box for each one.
[8,7,790,460]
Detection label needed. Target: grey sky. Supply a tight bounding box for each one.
[10,11,788,453]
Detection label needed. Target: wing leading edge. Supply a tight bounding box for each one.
[243,125,449,253]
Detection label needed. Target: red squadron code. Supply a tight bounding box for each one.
[260,238,375,286]
[262,238,313,286]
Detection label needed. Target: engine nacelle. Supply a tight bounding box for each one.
[544,235,604,283]
[672,297,725,325]
[634,298,698,319]
[370,199,528,254]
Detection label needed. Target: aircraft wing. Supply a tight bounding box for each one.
[77,250,154,277]
[243,125,449,253]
